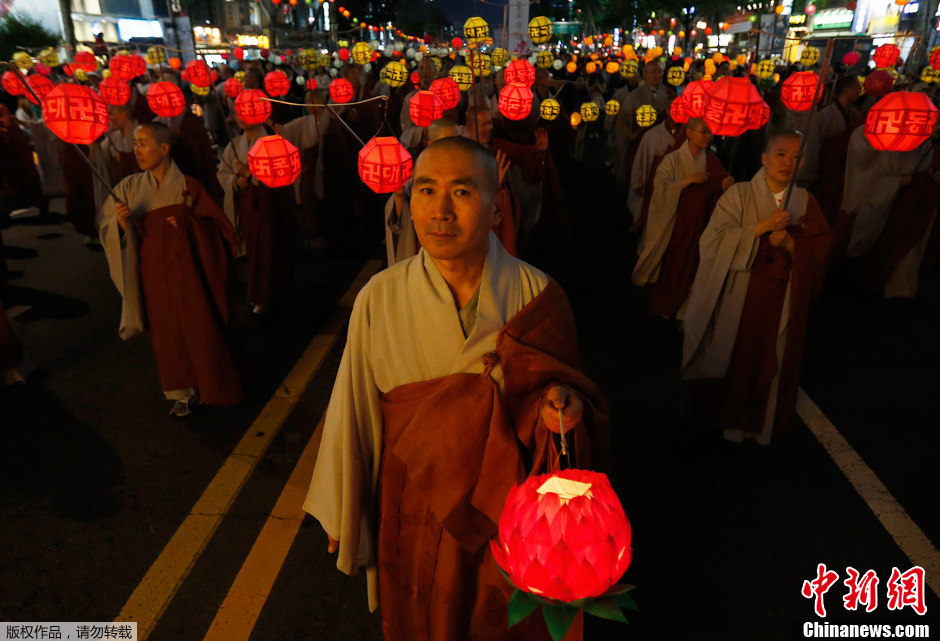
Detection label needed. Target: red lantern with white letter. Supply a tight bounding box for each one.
[234,89,272,125]
[871,44,900,69]
[780,71,818,112]
[42,83,109,145]
[305,77,318,91]
[223,77,243,99]
[863,70,894,99]
[99,76,131,106]
[73,51,98,72]
[264,70,290,97]
[358,136,413,193]
[409,90,444,127]
[865,91,938,152]
[430,77,461,110]
[702,76,767,137]
[247,134,301,188]
[2,71,25,96]
[109,54,147,80]
[683,78,713,118]
[147,81,186,118]
[670,93,691,124]
[185,59,212,88]
[498,84,533,120]
[329,78,355,104]
[25,75,55,106]
[504,58,536,87]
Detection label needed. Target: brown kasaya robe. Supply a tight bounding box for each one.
[377,280,607,641]
[236,179,296,310]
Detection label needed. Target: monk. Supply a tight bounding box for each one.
[303,136,608,641]
[218,115,300,315]
[92,104,141,223]
[633,118,734,319]
[797,77,862,224]
[385,118,462,266]
[841,124,940,298]
[612,62,670,185]
[100,122,243,417]
[628,112,687,230]
[683,130,830,444]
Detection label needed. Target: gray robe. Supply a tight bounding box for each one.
[683,167,808,381]
[627,120,678,225]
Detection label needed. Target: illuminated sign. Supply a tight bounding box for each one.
[812,8,854,29]
[235,34,270,48]
[789,14,807,25]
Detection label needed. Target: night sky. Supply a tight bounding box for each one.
[430,0,515,32]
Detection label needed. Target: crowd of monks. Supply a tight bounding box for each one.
[1,43,938,639]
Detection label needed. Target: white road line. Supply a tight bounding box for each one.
[797,388,940,599]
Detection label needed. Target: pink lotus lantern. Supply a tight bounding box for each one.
[491,469,637,638]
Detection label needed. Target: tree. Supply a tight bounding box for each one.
[0,13,61,63]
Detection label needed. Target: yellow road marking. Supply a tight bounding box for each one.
[797,388,940,599]
[202,415,326,641]
[115,258,382,640]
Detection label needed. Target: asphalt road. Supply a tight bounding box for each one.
[1,134,938,641]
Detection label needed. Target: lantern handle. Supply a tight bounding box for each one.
[557,407,571,470]
[782,38,835,213]
[5,61,122,205]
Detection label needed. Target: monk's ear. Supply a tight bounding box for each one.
[490,196,502,225]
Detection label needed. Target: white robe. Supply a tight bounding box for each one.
[218,128,266,230]
[633,141,707,285]
[628,120,678,225]
[91,122,138,224]
[99,161,188,339]
[302,233,548,611]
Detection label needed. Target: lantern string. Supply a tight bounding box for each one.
[259,94,389,108]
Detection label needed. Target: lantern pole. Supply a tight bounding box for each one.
[324,104,365,146]
[782,37,835,212]
[5,61,122,204]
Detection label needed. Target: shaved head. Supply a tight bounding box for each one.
[428,117,460,143]
[136,121,174,147]
[417,136,498,197]
[765,128,802,152]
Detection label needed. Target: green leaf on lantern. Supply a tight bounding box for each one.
[543,603,579,641]
[614,590,639,612]
[508,589,541,628]
[603,583,636,597]
[584,598,629,623]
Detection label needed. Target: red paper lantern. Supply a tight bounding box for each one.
[701,76,767,137]
[264,70,290,97]
[430,77,461,110]
[147,81,186,118]
[25,75,55,106]
[842,51,861,67]
[871,44,900,69]
[42,83,109,145]
[498,84,533,120]
[109,54,147,81]
[358,136,413,193]
[863,69,894,99]
[223,77,243,99]
[409,90,444,127]
[683,78,714,118]
[338,48,351,61]
[168,57,182,70]
[247,134,301,188]
[260,49,270,59]
[328,78,355,104]
[491,469,633,602]
[931,47,940,71]
[234,89,272,125]
[2,70,25,96]
[451,37,463,48]
[504,58,536,87]
[99,76,131,106]
[74,51,98,72]
[306,77,318,91]
[233,46,245,61]
[865,91,938,152]
[185,60,212,88]
[670,93,691,123]
[780,71,818,112]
